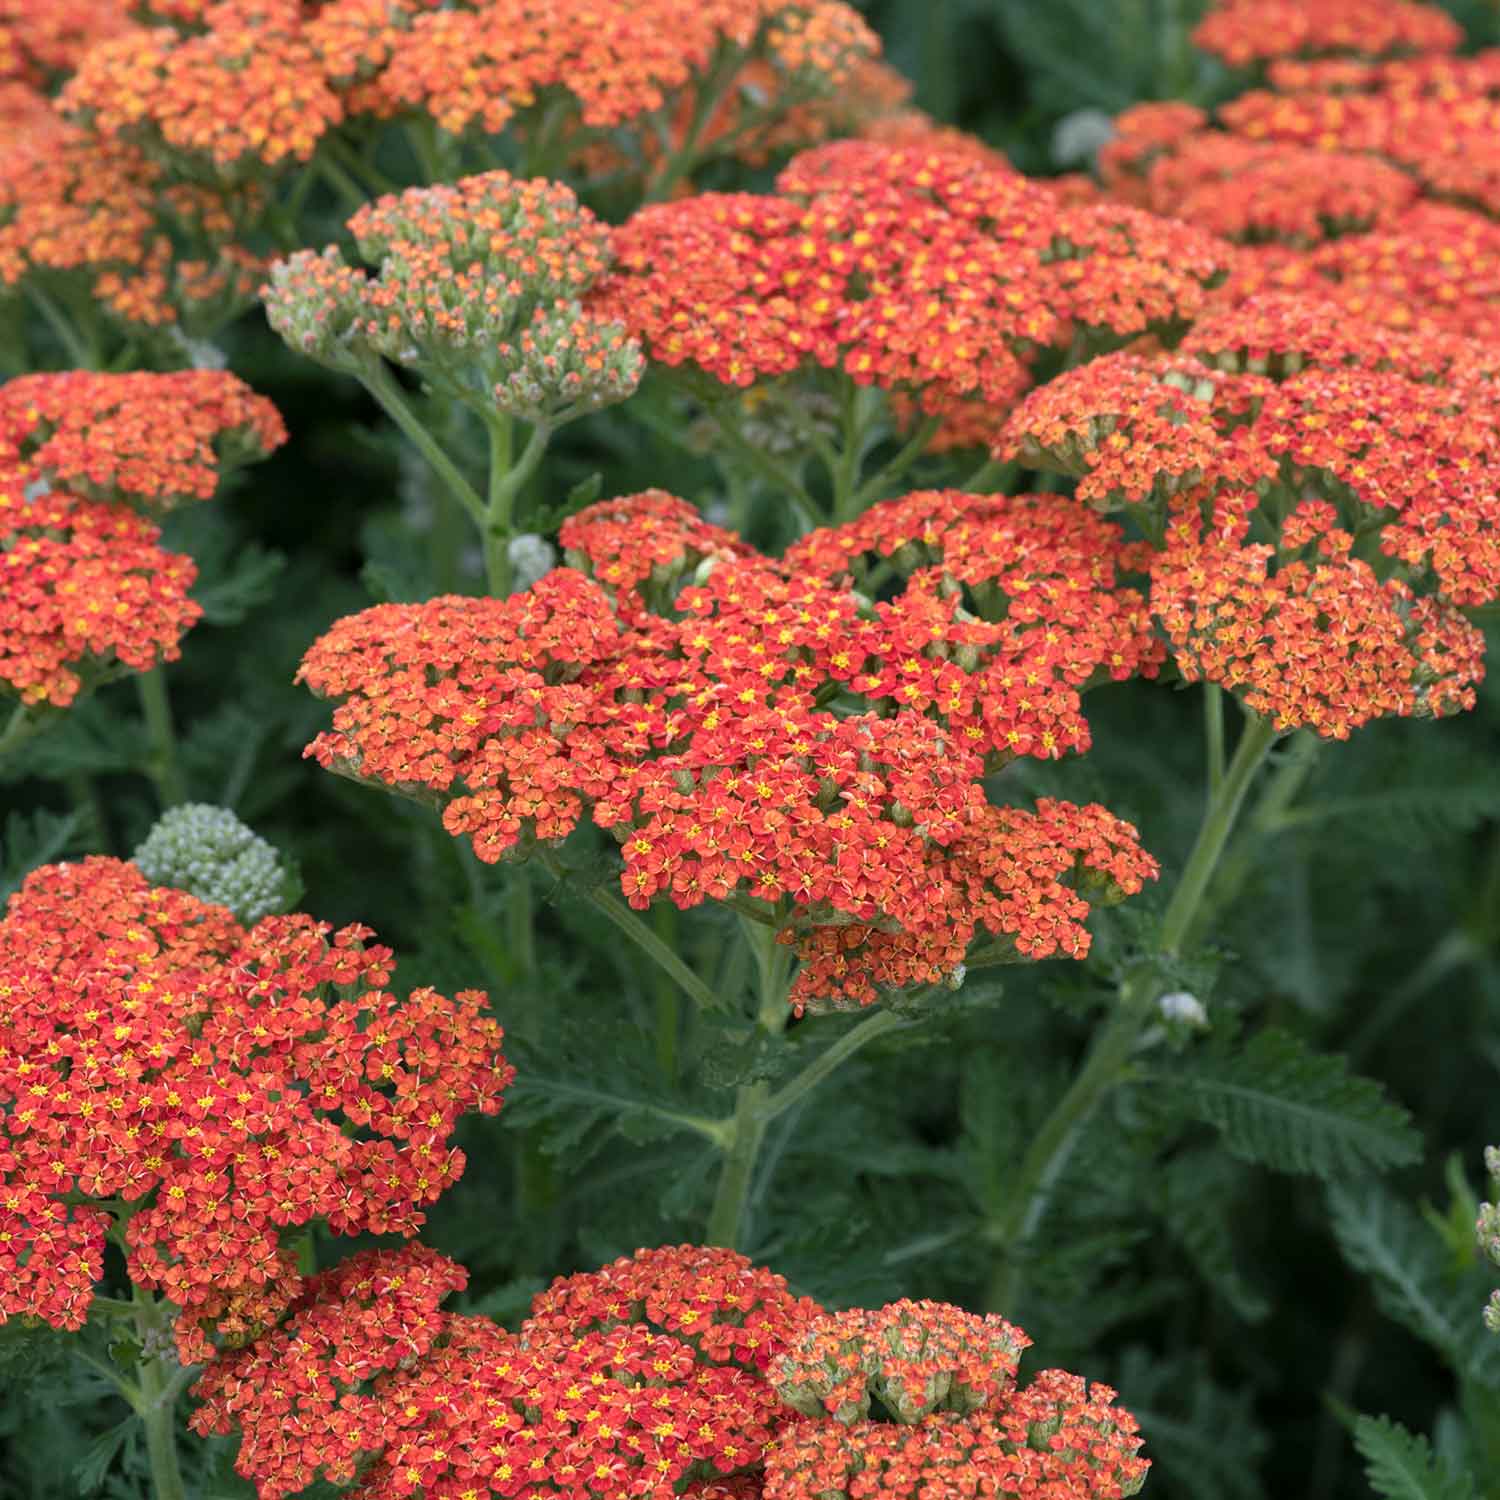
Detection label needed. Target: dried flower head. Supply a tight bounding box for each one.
[0,369,285,511]
[0,856,512,1358]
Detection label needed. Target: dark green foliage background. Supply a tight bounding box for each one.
[2,2,1499,1498]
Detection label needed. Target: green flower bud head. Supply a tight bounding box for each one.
[1482,1146,1500,1334]
[131,804,295,924]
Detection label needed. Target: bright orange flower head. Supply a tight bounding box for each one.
[60,0,342,176]
[1192,0,1461,66]
[764,1379,1148,1500]
[595,145,1061,418]
[355,1317,780,1500]
[0,856,513,1359]
[1151,493,1484,738]
[0,370,285,512]
[0,473,200,706]
[0,0,131,86]
[524,1243,824,1373]
[189,1245,469,1500]
[355,0,875,144]
[301,489,1158,1010]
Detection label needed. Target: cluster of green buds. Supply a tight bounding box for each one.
[131,803,295,924]
[1482,1146,1500,1334]
[263,170,642,427]
[772,1300,1030,1425]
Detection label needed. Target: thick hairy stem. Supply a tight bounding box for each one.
[135,668,187,808]
[986,711,1282,1312]
[641,45,745,205]
[132,1288,189,1500]
[705,1080,772,1248]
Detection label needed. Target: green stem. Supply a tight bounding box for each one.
[1204,684,1226,799]
[0,701,47,763]
[959,455,1013,493]
[359,361,487,527]
[132,1288,189,1500]
[847,414,943,516]
[26,285,95,366]
[483,416,550,597]
[321,133,396,197]
[705,404,818,520]
[642,45,746,204]
[135,668,187,807]
[761,1008,911,1122]
[985,710,1282,1312]
[705,1080,771,1247]
[538,849,719,1013]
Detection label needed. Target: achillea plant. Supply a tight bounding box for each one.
[193,1243,1147,1500]
[0,856,513,1358]
[298,487,1159,1010]
[1483,1146,1500,1334]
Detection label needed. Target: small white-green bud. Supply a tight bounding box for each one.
[132,804,293,924]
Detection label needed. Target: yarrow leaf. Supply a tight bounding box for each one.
[1164,1028,1421,1178]
[1351,1414,1476,1500]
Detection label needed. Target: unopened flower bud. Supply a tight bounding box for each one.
[131,804,292,924]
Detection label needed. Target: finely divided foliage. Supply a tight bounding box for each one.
[0,0,1496,1498]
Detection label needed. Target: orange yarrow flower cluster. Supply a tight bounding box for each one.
[1192,0,1461,66]
[299,488,1159,1008]
[1001,310,1499,737]
[60,0,342,176]
[0,471,199,706]
[195,1243,786,1500]
[765,1374,1149,1500]
[0,369,285,512]
[0,857,513,1359]
[524,1244,825,1373]
[195,1248,1150,1500]
[337,0,875,142]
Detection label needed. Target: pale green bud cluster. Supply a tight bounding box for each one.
[132,803,292,924]
[1482,1146,1500,1334]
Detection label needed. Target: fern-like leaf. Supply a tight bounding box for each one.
[1162,1029,1421,1178]
[1351,1415,1475,1500]
[1328,1184,1500,1383]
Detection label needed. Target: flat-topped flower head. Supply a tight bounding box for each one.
[359,0,875,149]
[593,145,1061,419]
[0,369,285,511]
[1040,200,1236,341]
[1192,0,1461,66]
[0,856,512,1359]
[0,113,168,324]
[1149,139,1418,245]
[0,0,132,85]
[765,1376,1149,1500]
[773,1301,1029,1425]
[189,1245,468,1500]
[353,1318,780,1500]
[0,474,199,706]
[60,0,342,178]
[998,352,1275,511]
[524,1244,824,1372]
[1152,494,1483,738]
[300,489,1159,1010]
